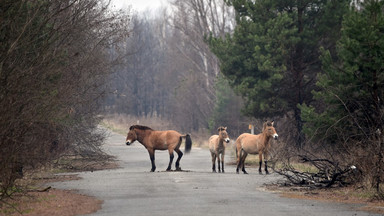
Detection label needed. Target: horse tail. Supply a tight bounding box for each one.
[235,138,240,159]
[184,134,192,153]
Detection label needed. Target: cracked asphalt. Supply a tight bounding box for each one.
[51,131,380,216]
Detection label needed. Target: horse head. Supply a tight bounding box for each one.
[263,121,278,140]
[218,126,230,143]
[126,126,138,145]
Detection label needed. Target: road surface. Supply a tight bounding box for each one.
[52,131,380,216]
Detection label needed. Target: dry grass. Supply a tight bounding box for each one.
[0,188,102,216]
[102,113,211,147]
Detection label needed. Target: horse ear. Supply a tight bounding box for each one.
[217,127,221,131]
[224,127,227,130]
[271,120,274,126]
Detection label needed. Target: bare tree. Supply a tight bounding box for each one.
[104,0,240,133]
[0,0,130,200]
[166,0,236,131]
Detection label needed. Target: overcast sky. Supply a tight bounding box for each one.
[111,0,167,12]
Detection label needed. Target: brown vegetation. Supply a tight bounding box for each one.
[0,154,118,215]
[102,113,211,146]
[1,188,102,216]
[0,0,129,202]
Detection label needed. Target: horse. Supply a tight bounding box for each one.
[208,127,230,173]
[125,125,192,172]
[235,120,278,174]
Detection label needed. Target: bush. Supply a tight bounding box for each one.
[0,0,130,200]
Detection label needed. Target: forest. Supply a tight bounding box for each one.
[106,0,384,195]
[1,0,383,201]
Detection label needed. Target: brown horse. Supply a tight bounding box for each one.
[125,125,192,172]
[208,127,230,173]
[235,120,278,174]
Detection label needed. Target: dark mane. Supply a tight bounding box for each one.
[129,125,154,131]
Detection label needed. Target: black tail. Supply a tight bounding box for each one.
[184,134,192,153]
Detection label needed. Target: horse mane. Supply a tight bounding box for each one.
[129,125,154,131]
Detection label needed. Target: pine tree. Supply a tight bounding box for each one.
[208,0,349,147]
[300,0,384,193]
[301,0,384,142]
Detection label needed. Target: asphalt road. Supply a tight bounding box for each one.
[52,131,380,216]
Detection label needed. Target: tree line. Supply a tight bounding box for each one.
[104,0,249,134]
[107,0,384,195]
[209,0,384,195]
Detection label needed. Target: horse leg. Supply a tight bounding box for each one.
[264,152,269,174]
[217,151,221,173]
[241,150,248,174]
[237,149,245,174]
[148,149,156,172]
[236,147,243,174]
[166,150,174,171]
[258,152,263,174]
[175,148,183,171]
[221,152,225,173]
[211,152,216,173]
[236,149,240,174]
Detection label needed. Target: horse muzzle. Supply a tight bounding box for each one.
[273,134,278,140]
[225,138,230,143]
[126,141,132,146]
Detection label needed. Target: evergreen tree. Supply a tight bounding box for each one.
[301,0,384,142]
[300,0,384,192]
[208,0,349,147]
[209,74,247,136]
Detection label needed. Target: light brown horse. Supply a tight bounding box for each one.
[208,127,230,173]
[235,120,278,174]
[125,125,192,172]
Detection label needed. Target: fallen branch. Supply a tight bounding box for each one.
[272,155,357,188]
[27,186,52,192]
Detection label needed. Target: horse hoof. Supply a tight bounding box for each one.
[176,167,182,171]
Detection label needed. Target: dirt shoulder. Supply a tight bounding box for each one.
[1,187,102,216]
[0,158,119,216]
[266,184,384,215]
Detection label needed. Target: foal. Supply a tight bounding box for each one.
[209,127,230,173]
[235,121,278,174]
